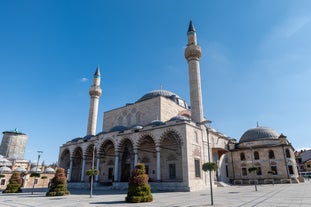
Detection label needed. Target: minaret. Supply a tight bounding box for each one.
[184,20,204,124]
[87,67,102,135]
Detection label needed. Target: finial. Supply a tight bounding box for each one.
[256,122,259,127]
[188,19,195,33]
[160,84,163,90]
[94,65,100,77]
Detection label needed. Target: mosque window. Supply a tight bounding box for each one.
[256,167,262,175]
[194,131,198,143]
[242,168,247,176]
[194,159,201,178]
[268,150,275,159]
[169,164,176,179]
[0,179,5,185]
[254,151,260,160]
[240,152,246,161]
[108,168,113,180]
[288,165,294,174]
[270,166,278,175]
[285,149,291,158]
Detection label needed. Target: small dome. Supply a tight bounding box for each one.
[146,120,165,127]
[0,166,12,173]
[169,115,190,122]
[109,125,128,132]
[240,127,280,143]
[14,167,27,172]
[30,167,42,172]
[44,167,55,173]
[70,137,83,142]
[132,125,143,130]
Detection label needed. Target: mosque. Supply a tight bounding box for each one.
[58,21,299,191]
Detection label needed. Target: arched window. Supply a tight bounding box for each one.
[268,150,275,159]
[240,152,246,161]
[285,149,291,158]
[254,151,260,160]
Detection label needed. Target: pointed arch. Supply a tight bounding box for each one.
[137,134,156,180]
[59,148,70,171]
[159,129,183,181]
[71,146,83,182]
[118,138,134,182]
[98,139,116,182]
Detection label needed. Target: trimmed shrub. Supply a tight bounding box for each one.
[3,172,22,193]
[202,162,218,172]
[46,168,70,197]
[125,163,153,203]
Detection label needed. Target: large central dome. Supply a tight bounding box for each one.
[136,89,189,109]
[239,127,280,143]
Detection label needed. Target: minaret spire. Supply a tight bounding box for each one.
[184,20,204,124]
[188,19,195,32]
[87,66,102,135]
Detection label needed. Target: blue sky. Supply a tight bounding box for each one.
[1,0,311,164]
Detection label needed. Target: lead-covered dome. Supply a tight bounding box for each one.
[240,127,280,143]
[137,90,181,102]
[136,89,189,109]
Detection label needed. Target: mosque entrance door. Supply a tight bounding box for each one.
[121,149,131,182]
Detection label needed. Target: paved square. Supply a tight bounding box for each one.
[1,180,311,206]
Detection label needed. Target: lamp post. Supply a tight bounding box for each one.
[31,151,43,195]
[200,120,214,205]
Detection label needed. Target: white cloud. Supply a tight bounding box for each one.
[80,78,89,82]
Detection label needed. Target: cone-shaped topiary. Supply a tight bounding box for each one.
[125,163,153,203]
[3,172,22,193]
[46,168,70,196]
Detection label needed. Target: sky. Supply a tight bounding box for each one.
[0,0,311,165]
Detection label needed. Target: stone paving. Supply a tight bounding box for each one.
[1,180,311,207]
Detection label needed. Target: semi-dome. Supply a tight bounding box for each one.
[136,90,189,109]
[240,127,280,143]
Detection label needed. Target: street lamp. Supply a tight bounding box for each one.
[31,151,43,195]
[200,120,214,205]
[89,142,99,198]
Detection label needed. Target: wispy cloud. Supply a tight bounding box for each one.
[80,78,89,82]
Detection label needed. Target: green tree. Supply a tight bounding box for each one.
[46,168,70,196]
[126,163,153,203]
[3,172,22,193]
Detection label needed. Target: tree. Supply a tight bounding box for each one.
[202,162,218,206]
[3,172,22,193]
[46,168,70,196]
[202,162,218,172]
[126,163,153,203]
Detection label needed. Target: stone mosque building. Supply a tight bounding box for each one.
[58,21,299,191]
